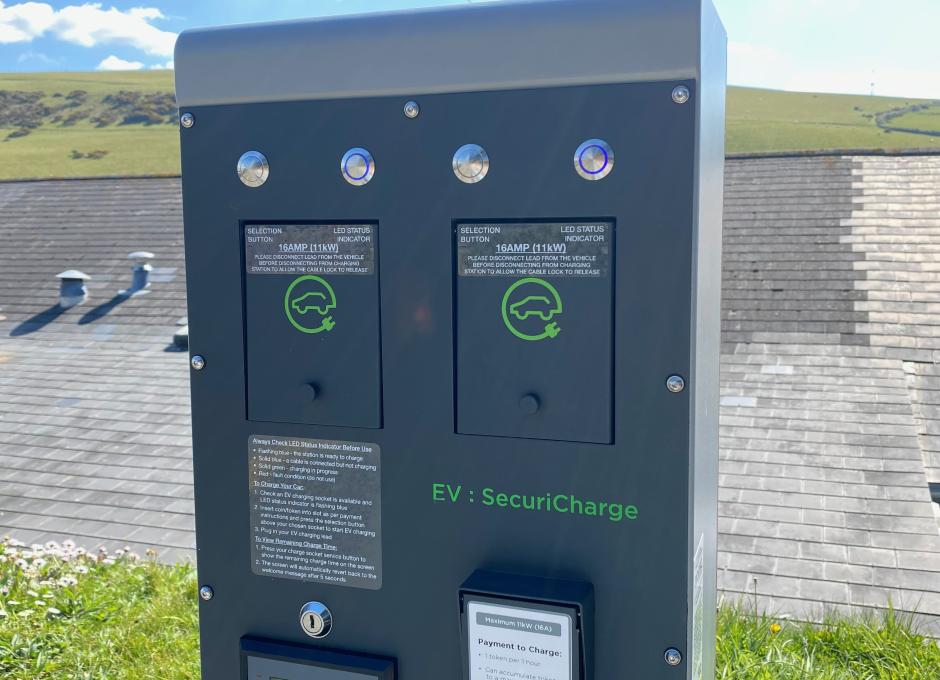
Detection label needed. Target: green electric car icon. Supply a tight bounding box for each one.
[509,295,562,322]
[501,277,563,341]
[284,275,338,334]
[290,291,335,315]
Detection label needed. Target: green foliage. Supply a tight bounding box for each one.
[716,605,940,680]
[0,538,199,680]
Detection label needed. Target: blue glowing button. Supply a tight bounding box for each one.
[574,139,614,180]
[341,147,375,186]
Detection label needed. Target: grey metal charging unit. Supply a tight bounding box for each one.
[175,0,726,678]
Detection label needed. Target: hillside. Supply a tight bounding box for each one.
[726,87,940,154]
[0,72,939,180]
[0,72,179,180]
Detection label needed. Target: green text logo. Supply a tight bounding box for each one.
[501,277,562,341]
[284,275,337,333]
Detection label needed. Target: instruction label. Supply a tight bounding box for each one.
[457,221,612,278]
[467,601,573,680]
[248,435,381,590]
[245,224,375,275]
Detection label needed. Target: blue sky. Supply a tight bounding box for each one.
[1,0,937,98]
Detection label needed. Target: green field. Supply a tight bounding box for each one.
[0,71,179,180]
[1,72,939,180]
[2,538,939,679]
[726,87,940,154]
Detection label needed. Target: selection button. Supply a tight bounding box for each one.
[341,147,375,186]
[574,139,614,180]
[453,144,489,184]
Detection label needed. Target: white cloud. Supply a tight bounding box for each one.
[149,58,173,70]
[0,2,176,57]
[0,2,54,42]
[96,54,143,71]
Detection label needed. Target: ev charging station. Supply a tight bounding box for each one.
[175,0,726,678]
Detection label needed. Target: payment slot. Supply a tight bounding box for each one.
[460,571,594,680]
[456,221,614,443]
[243,223,382,428]
[242,638,394,679]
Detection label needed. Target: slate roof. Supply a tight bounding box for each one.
[0,178,194,563]
[719,155,940,633]
[0,156,938,631]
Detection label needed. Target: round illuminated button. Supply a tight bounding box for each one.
[453,144,489,184]
[236,151,269,187]
[574,139,614,181]
[341,147,374,186]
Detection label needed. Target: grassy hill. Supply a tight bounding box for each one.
[0,72,939,180]
[726,87,940,154]
[0,71,178,180]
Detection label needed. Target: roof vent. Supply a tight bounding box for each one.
[120,251,155,297]
[56,270,90,308]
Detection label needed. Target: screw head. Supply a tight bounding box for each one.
[191,355,206,371]
[403,100,420,119]
[672,85,690,104]
[664,648,683,666]
[199,585,214,601]
[666,375,686,393]
[180,112,195,128]
[519,393,540,415]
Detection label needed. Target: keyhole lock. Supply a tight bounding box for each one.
[299,601,333,638]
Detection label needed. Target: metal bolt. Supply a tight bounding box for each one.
[666,375,686,393]
[672,86,690,104]
[199,585,214,601]
[180,112,195,128]
[191,355,206,371]
[664,648,683,666]
[519,393,540,415]
[403,100,420,119]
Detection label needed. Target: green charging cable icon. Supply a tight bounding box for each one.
[501,277,563,341]
[284,275,337,334]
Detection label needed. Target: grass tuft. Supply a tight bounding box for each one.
[0,537,199,680]
[716,605,940,679]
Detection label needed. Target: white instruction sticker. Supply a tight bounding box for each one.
[467,601,573,680]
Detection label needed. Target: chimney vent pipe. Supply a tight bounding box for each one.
[56,270,90,308]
